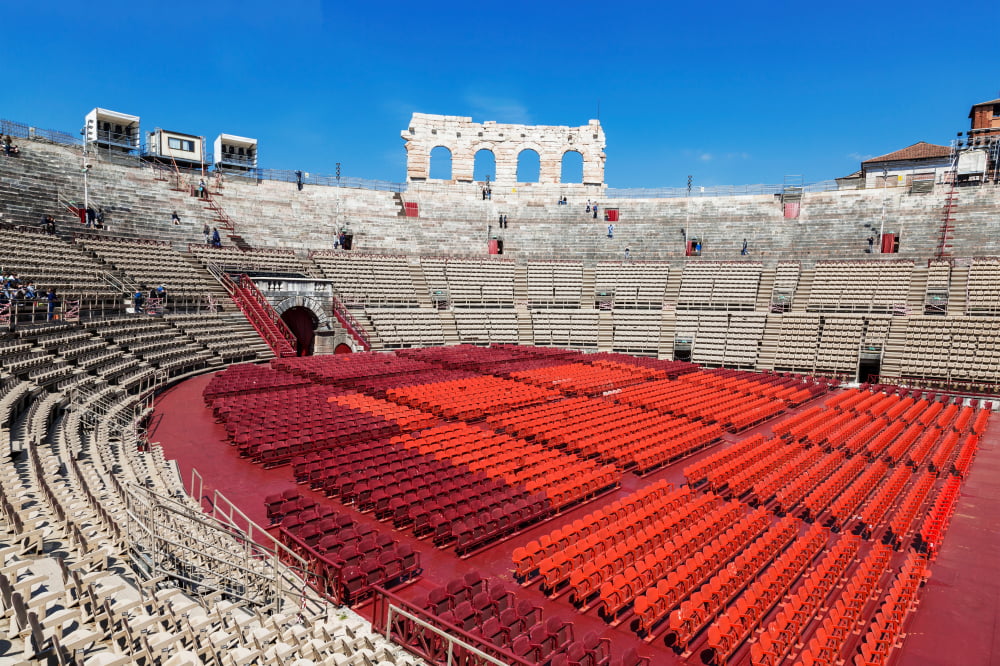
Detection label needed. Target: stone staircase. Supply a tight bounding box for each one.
[755,269,776,311]
[879,318,910,379]
[947,265,969,316]
[791,269,815,311]
[757,316,783,370]
[905,266,929,313]
[439,311,460,345]
[597,310,613,352]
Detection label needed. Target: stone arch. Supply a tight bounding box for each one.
[402,113,606,187]
[560,150,584,184]
[473,148,496,182]
[429,145,453,180]
[280,306,318,356]
[273,295,330,324]
[517,148,540,183]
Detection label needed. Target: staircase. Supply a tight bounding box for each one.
[757,315,783,370]
[879,318,910,380]
[947,265,969,316]
[755,269,776,311]
[439,311,460,345]
[936,184,958,258]
[224,274,297,357]
[580,265,597,308]
[409,260,434,308]
[597,310,613,352]
[657,310,676,360]
[515,303,533,345]
[791,269,815,312]
[905,266,929,313]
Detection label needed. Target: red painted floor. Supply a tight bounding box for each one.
[150,373,1000,665]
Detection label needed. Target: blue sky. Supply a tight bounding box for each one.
[3,1,999,188]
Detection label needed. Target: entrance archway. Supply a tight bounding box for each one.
[280,306,320,356]
[334,343,353,354]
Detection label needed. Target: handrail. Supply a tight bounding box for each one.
[330,293,371,351]
[239,274,297,350]
[228,274,297,357]
[370,586,532,666]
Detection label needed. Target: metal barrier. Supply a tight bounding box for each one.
[370,586,530,666]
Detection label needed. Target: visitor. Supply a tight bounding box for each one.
[624,247,630,261]
[212,227,221,247]
[694,240,702,255]
[867,236,875,253]
[482,187,487,201]
[86,206,96,228]
[96,207,105,229]
[607,223,614,239]
[133,288,145,314]
[593,203,599,220]
[741,238,748,256]
[586,201,591,213]
[171,211,181,225]
[198,179,207,198]
[203,223,211,245]
[46,287,58,321]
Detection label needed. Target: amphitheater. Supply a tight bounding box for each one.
[0,112,998,666]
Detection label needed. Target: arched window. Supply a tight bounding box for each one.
[517,149,540,183]
[473,149,496,182]
[429,146,453,180]
[560,150,583,183]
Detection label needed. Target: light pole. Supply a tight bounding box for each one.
[878,167,889,253]
[82,120,93,212]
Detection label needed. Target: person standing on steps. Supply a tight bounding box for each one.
[593,203,599,220]
[607,223,614,239]
[198,178,207,198]
[171,211,181,225]
[741,238,748,256]
[211,227,221,247]
[624,247,630,261]
[867,236,875,253]
[203,223,210,245]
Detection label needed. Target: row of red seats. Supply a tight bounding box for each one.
[721,440,805,498]
[854,554,928,666]
[566,493,726,604]
[395,422,620,515]
[512,481,674,580]
[797,544,893,665]
[751,535,860,665]
[422,574,626,666]
[771,405,824,438]
[327,392,440,430]
[532,486,691,590]
[630,422,724,474]
[883,422,923,463]
[664,517,800,650]
[858,420,905,458]
[721,397,785,432]
[914,476,962,558]
[347,368,481,397]
[928,431,961,473]
[825,461,888,529]
[275,494,420,604]
[202,362,310,399]
[508,360,661,396]
[705,524,829,665]
[854,466,910,538]
[973,408,991,434]
[885,471,935,550]
[952,432,980,477]
[800,455,866,522]
[595,501,745,620]
[746,446,825,506]
[632,508,770,636]
[386,374,562,420]
[272,352,437,384]
[683,434,766,486]
[772,449,847,515]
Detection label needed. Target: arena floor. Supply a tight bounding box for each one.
[150,371,1000,666]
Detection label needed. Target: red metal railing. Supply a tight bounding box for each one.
[220,272,297,357]
[330,294,371,351]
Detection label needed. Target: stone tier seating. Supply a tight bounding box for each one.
[421,257,516,308]
[0,316,421,665]
[191,245,320,277]
[898,316,1000,384]
[965,257,1000,315]
[772,314,890,375]
[807,260,914,313]
[0,227,110,298]
[313,253,418,307]
[453,310,520,345]
[611,312,663,355]
[532,311,599,349]
[770,262,801,308]
[676,262,763,311]
[368,309,446,348]
[79,236,221,299]
[595,262,669,309]
[677,313,766,368]
[527,262,584,308]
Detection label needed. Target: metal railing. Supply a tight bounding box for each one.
[605,179,841,199]
[330,293,371,350]
[371,586,530,666]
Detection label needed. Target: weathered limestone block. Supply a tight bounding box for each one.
[401,113,606,186]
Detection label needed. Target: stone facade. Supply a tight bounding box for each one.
[401,113,606,187]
